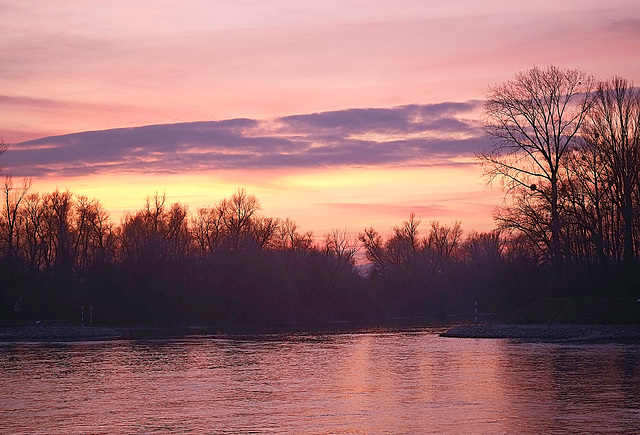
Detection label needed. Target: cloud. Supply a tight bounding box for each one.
[604,18,640,36]
[280,102,481,133]
[3,102,489,177]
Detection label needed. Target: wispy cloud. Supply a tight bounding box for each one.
[5,102,490,177]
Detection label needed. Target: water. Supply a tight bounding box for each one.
[1,328,639,434]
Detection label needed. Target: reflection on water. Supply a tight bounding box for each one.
[1,329,639,434]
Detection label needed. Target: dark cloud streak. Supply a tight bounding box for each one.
[280,101,481,133]
[4,102,488,177]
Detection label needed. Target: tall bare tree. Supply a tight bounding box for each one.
[323,228,359,264]
[582,77,640,264]
[192,205,226,255]
[480,66,596,269]
[223,188,260,250]
[561,142,610,265]
[2,176,31,259]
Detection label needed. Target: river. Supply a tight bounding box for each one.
[1,327,639,434]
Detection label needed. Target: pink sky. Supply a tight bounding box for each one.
[1,0,639,238]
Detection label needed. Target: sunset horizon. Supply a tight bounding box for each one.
[2,0,639,238]
[3,101,503,239]
[3,3,640,433]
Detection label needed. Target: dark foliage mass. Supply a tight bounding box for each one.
[480,67,640,301]
[0,184,505,326]
[2,67,640,327]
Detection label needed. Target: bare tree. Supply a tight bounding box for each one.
[2,176,31,259]
[251,216,281,250]
[164,202,190,259]
[359,227,389,275]
[393,213,421,251]
[73,195,95,269]
[278,217,299,250]
[69,195,115,269]
[192,206,226,255]
[40,190,74,269]
[23,193,45,269]
[144,192,167,233]
[480,66,596,268]
[427,220,462,258]
[0,138,7,170]
[582,77,640,263]
[386,214,422,268]
[493,187,553,262]
[462,230,504,265]
[426,220,463,273]
[323,228,359,264]
[120,194,189,263]
[222,188,260,249]
[561,141,611,265]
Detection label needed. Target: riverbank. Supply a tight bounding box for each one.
[441,323,640,342]
[0,318,437,341]
[0,323,123,341]
[3,320,640,343]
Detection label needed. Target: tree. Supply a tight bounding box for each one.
[1,176,31,259]
[72,195,113,269]
[277,217,312,251]
[461,230,504,306]
[251,216,281,250]
[40,190,74,269]
[22,192,46,270]
[582,76,640,264]
[480,66,596,271]
[119,193,189,263]
[222,188,260,250]
[323,228,359,264]
[359,227,388,276]
[561,139,610,266]
[192,205,226,255]
[426,220,463,273]
[0,138,7,170]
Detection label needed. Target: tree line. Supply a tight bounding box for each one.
[1,65,638,326]
[481,66,640,297]
[0,182,512,325]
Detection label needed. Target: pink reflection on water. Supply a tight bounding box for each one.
[0,330,639,434]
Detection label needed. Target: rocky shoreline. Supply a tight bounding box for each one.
[0,324,123,341]
[441,323,640,342]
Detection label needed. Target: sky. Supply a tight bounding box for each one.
[1,0,639,239]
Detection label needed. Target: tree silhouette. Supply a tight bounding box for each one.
[2,177,31,260]
[0,138,7,170]
[480,66,596,274]
[582,77,640,264]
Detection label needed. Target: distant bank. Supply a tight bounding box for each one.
[442,324,640,342]
[0,323,122,341]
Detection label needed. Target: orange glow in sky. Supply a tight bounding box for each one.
[29,164,502,238]
[2,1,639,238]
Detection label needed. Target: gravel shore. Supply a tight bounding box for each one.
[0,324,123,341]
[3,323,639,343]
[441,323,640,342]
